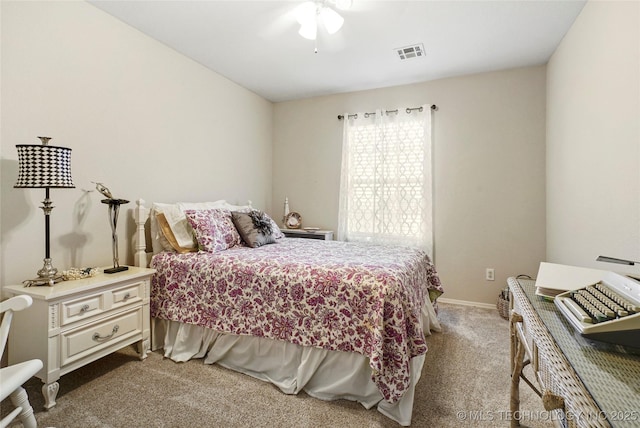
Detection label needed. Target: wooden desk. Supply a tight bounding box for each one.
[508,277,640,428]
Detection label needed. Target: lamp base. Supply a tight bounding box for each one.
[37,257,58,278]
[22,258,64,286]
[104,266,129,274]
[23,274,63,287]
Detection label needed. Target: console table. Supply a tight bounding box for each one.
[508,277,640,428]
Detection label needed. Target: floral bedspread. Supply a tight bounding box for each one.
[150,238,443,403]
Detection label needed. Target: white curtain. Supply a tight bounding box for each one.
[337,105,433,258]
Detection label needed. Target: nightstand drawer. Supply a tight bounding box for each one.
[60,281,145,327]
[61,308,142,367]
[111,281,144,308]
[62,294,105,325]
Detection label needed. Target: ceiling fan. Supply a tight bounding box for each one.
[295,0,353,41]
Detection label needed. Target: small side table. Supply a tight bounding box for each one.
[281,229,334,240]
[4,266,155,409]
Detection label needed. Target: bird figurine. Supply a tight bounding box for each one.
[92,182,114,199]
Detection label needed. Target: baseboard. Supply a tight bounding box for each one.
[437,297,496,310]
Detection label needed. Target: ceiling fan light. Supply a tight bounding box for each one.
[299,21,318,40]
[320,7,344,34]
[334,0,352,11]
[295,1,318,25]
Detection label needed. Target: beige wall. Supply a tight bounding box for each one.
[273,66,547,305]
[7,1,603,305]
[546,1,640,275]
[0,1,273,286]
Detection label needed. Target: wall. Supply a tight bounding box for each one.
[0,2,556,306]
[546,1,640,275]
[273,66,547,305]
[0,1,273,286]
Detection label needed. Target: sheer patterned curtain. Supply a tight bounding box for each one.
[337,105,433,258]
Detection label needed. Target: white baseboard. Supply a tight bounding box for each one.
[437,297,496,310]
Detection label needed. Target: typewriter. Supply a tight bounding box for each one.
[555,271,640,349]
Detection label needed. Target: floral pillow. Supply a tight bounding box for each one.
[184,209,242,252]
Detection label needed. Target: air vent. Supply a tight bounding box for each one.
[396,44,425,60]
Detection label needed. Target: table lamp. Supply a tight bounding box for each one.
[15,137,74,286]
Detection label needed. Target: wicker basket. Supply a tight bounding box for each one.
[497,294,510,320]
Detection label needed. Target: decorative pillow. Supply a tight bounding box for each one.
[149,200,252,253]
[184,209,242,252]
[266,213,285,239]
[156,213,198,254]
[231,211,280,248]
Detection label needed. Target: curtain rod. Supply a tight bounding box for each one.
[337,104,438,120]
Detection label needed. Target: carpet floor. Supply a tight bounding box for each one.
[3,303,552,427]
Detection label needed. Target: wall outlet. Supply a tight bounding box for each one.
[486,268,495,281]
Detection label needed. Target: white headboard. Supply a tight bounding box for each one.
[133,199,151,268]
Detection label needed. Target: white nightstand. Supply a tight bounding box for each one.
[281,229,334,240]
[3,266,155,409]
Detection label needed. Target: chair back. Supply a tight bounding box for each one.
[0,295,33,358]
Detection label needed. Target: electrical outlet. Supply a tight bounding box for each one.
[486,268,495,281]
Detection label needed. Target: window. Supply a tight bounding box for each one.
[338,106,433,257]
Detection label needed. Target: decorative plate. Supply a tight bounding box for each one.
[285,212,302,229]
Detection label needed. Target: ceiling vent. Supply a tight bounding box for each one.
[396,44,425,60]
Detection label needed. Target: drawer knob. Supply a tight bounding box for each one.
[80,304,90,313]
[92,324,120,341]
[123,292,131,300]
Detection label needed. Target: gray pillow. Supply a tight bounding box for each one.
[231,210,278,248]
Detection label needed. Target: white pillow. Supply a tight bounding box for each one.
[149,200,253,254]
[149,203,186,254]
[179,201,252,213]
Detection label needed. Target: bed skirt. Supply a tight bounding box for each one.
[151,297,441,426]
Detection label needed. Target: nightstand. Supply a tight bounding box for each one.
[281,229,334,240]
[3,266,155,409]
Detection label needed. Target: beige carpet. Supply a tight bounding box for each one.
[3,303,552,427]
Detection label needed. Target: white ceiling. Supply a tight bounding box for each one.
[89,0,586,102]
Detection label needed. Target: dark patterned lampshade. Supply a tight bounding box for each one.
[14,137,75,285]
[15,141,74,189]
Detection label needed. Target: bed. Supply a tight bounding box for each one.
[132,199,443,426]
